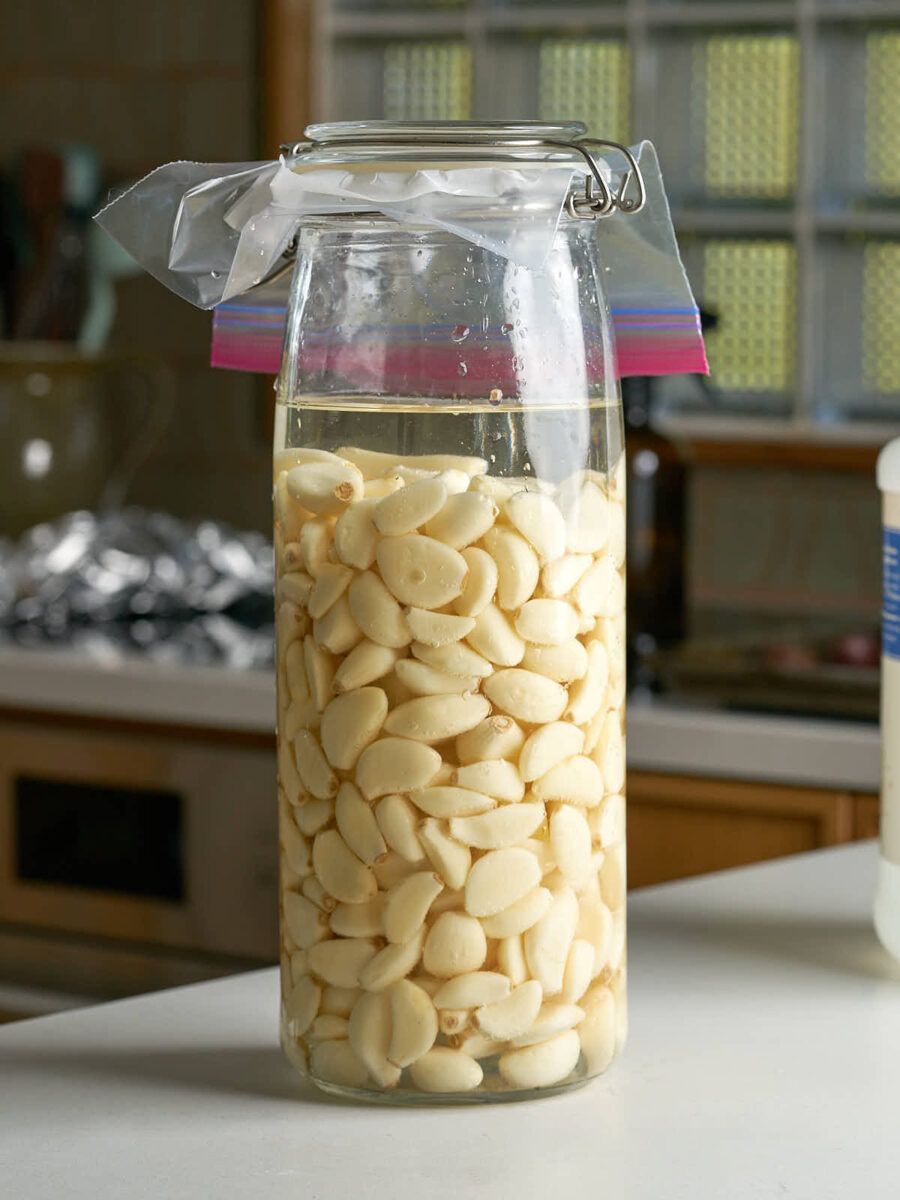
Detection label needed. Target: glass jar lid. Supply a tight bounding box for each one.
[285,121,645,220]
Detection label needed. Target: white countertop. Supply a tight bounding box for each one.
[2,842,898,1199]
[0,646,881,790]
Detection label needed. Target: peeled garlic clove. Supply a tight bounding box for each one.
[375,793,427,863]
[482,528,539,610]
[594,710,626,794]
[307,563,353,620]
[474,979,543,1040]
[549,805,594,887]
[313,829,378,905]
[319,985,361,1017]
[309,1039,369,1088]
[394,658,479,696]
[388,979,438,1067]
[293,730,338,799]
[348,571,411,649]
[374,476,448,536]
[453,546,498,617]
[283,975,321,1036]
[358,926,426,992]
[464,847,542,918]
[376,535,468,609]
[329,894,386,938]
[320,687,388,770]
[308,937,378,988]
[384,693,490,743]
[599,843,627,911]
[589,793,626,848]
[457,714,525,765]
[450,802,545,850]
[418,818,472,891]
[279,570,315,607]
[509,1003,585,1048]
[409,1048,483,1093]
[281,813,312,877]
[499,1029,581,1089]
[479,885,553,938]
[519,722,585,784]
[524,884,579,995]
[515,598,580,647]
[578,985,617,1073]
[283,890,329,949]
[432,971,511,1009]
[332,640,400,693]
[373,853,417,891]
[284,640,310,703]
[451,759,525,803]
[574,555,625,618]
[302,873,337,911]
[335,781,387,865]
[287,460,363,516]
[277,601,307,654]
[410,786,495,819]
[482,668,568,725]
[337,447,487,478]
[453,1032,508,1059]
[333,496,380,569]
[561,938,596,1004]
[348,990,401,1089]
[466,603,525,666]
[541,553,592,599]
[423,910,487,978]
[532,755,604,807]
[356,737,442,800]
[306,1014,350,1043]
[299,517,334,576]
[505,490,567,563]
[383,871,443,944]
[404,608,475,648]
[424,491,497,549]
[497,933,528,985]
[607,501,626,568]
[412,639,493,678]
[313,593,362,655]
[565,639,609,725]
[295,796,335,838]
[304,634,336,711]
[556,476,609,555]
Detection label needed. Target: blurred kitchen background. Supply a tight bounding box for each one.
[0,0,894,1019]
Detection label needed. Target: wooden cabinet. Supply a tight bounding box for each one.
[627,771,877,889]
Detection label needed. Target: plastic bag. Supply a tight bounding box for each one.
[96,142,707,378]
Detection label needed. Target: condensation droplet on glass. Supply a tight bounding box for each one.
[451,325,469,343]
[501,323,513,335]
[458,363,468,377]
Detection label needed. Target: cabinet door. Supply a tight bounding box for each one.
[627,771,855,888]
[853,794,880,840]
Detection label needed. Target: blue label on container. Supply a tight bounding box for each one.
[885,526,900,660]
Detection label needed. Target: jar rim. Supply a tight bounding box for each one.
[303,120,588,146]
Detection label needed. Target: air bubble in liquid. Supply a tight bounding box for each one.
[451,325,469,343]
[458,363,468,377]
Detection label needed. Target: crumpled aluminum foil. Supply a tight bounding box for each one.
[0,509,275,668]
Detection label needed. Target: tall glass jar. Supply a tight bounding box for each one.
[274,123,627,1101]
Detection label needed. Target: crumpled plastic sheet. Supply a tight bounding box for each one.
[0,509,275,669]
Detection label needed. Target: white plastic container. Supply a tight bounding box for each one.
[876,437,900,961]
